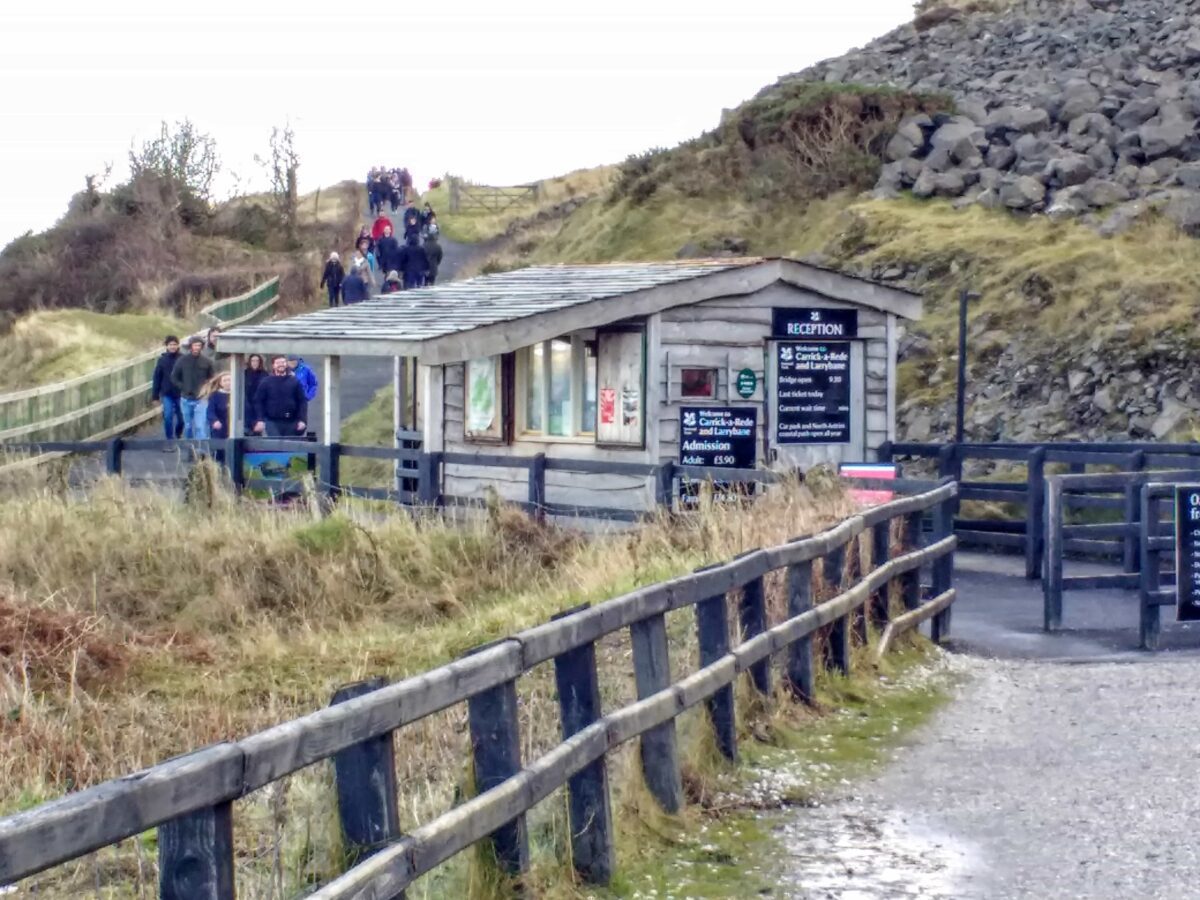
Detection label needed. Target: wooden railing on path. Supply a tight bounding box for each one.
[0,277,280,448]
[0,482,958,897]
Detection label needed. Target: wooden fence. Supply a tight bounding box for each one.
[0,278,280,447]
[0,481,958,897]
[447,177,539,214]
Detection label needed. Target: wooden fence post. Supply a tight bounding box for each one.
[417,452,440,506]
[695,578,737,761]
[931,494,955,643]
[466,649,528,876]
[629,614,684,813]
[106,437,123,476]
[1025,447,1046,580]
[1139,484,1161,651]
[822,544,850,676]
[319,442,342,503]
[871,519,891,626]
[528,452,546,522]
[1124,451,1146,574]
[737,571,770,696]
[654,461,675,512]
[158,803,235,900]
[551,607,614,884]
[901,512,922,612]
[785,558,814,703]
[1043,477,1064,632]
[227,437,246,492]
[330,679,402,880]
[850,535,869,645]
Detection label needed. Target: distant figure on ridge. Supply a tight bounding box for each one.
[320,252,344,307]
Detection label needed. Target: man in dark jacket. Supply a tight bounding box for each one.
[151,335,183,441]
[376,225,401,276]
[403,213,421,242]
[342,267,369,304]
[320,252,344,307]
[253,355,308,437]
[424,233,444,285]
[170,338,215,439]
[398,235,429,289]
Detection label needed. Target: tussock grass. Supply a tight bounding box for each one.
[1,472,880,897]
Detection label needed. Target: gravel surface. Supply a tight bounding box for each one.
[777,653,1200,899]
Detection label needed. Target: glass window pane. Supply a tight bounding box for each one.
[681,368,717,398]
[581,345,597,433]
[548,339,572,436]
[525,345,544,432]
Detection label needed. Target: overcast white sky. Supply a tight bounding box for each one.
[0,1,913,250]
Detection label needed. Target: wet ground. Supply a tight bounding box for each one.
[773,552,1200,899]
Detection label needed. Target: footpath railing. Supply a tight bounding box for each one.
[0,277,280,448]
[0,481,958,897]
[883,440,1200,578]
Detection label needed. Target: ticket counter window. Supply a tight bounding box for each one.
[681,368,717,398]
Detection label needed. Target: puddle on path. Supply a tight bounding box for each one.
[769,800,981,899]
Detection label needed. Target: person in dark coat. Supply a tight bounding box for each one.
[375,225,401,276]
[320,252,344,307]
[341,267,370,304]
[419,203,435,227]
[253,356,308,437]
[382,270,403,294]
[424,233,444,285]
[170,338,215,439]
[204,372,232,462]
[398,235,429,289]
[244,354,267,433]
[403,212,421,242]
[151,335,183,441]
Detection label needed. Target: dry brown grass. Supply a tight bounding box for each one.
[0,473,876,897]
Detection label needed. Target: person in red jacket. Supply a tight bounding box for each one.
[371,212,394,241]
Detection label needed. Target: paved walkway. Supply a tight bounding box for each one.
[777,551,1200,899]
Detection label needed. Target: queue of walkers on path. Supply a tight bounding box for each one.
[320,189,444,307]
[152,331,318,443]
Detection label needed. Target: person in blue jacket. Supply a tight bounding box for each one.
[203,372,232,463]
[287,356,319,401]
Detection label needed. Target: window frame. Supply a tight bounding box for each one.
[680,367,719,399]
[516,333,598,443]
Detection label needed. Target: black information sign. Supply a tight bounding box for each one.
[773,307,858,339]
[679,406,757,469]
[1175,485,1200,622]
[775,341,852,445]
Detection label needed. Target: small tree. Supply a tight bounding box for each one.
[129,119,220,206]
[256,123,300,248]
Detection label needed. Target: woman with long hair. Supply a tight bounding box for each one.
[244,354,267,435]
[201,372,232,464]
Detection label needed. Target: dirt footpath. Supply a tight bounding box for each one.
[777,655,1200,899]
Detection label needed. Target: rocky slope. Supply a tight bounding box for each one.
[780,0,1200,236]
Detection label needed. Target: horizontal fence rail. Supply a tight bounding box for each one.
[447,177,539,214]
[0,278,280,448]
[0,482,958,895]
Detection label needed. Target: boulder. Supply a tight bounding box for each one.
[1138,119,1193,159]
[986,144,1018,170]
[986,105,1052,135]
[1165,191,1200,234]
[1046,153,1097,186]
[1079,179,1132,207]
[1113,96,1160,129]
[1056,81,1103,124]
[1093,387,1115,415]
[1000,175,1047,209]
[1152,397,1191,439]
[1174,160,1200,188]
[885,118,927,161]
[929,118,988,164]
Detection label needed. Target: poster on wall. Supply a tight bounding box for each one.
[465,356,501,439]
[774,341,852,445]
[596,330,644,446]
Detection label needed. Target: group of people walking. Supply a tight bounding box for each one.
[367,166,414,216]
[151,332,317,442]
[320,201,444,306]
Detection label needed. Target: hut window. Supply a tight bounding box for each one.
[518,334,599,439]
[680,367,717,398]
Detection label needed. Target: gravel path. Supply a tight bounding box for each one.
[778,654,1200,899]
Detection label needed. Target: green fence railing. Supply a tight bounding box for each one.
[0,277,280,447]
